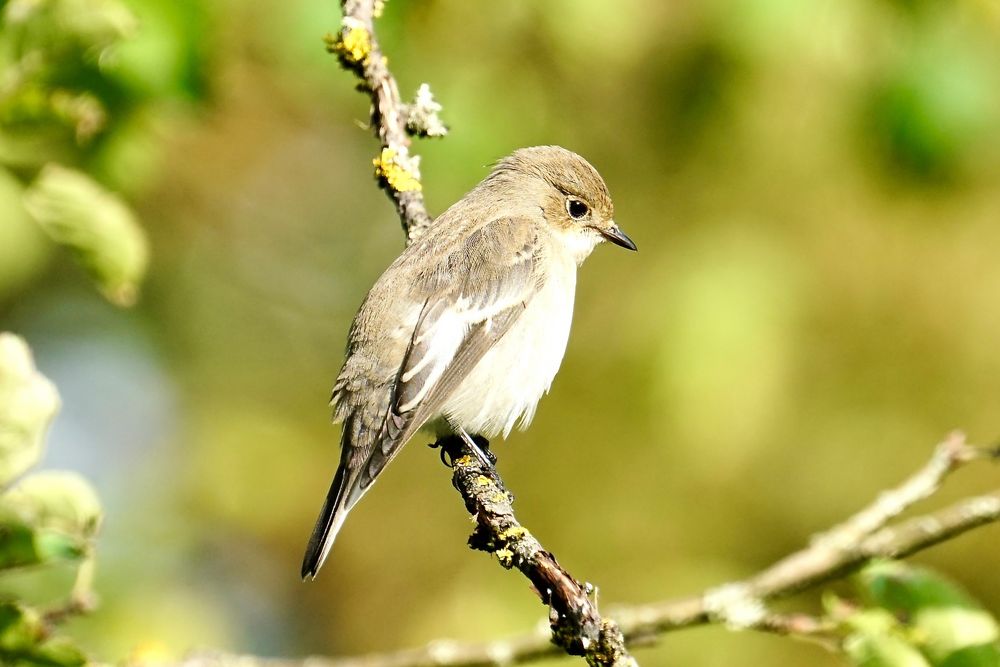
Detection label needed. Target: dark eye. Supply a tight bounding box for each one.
[566,198,589,220]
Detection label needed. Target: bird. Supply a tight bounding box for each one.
[301,145,636,579]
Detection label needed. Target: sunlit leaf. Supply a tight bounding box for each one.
[0,602,87,666]
[0,334,59,487]
[1,0,137,61]
[0,471,100,568]
[23,164,149,306]
[0,601,42,648]
[22,637,88,667]
[860,562,1000,665]
[0,471,102,540]
[845,632,933,667]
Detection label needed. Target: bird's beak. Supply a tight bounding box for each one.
[600,223,637,251]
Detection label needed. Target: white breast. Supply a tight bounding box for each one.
[440,250,577,438]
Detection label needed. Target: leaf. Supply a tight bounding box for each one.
[1,471,102,539]
[859,561,1000,666]
[23,164,149,306]
[0,601,43,650]
[0,334,60,487]
[22,637,88,667]
[0,602,87,667]
[0,472,100,568]
[845,632,934,667]
[840,608,931,667]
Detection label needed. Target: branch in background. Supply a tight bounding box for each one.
[327,0,446,242]
[173,432,998,667]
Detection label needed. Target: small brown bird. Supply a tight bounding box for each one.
[302,146,635,578]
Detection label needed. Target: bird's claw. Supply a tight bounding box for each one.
[428,433,497,469]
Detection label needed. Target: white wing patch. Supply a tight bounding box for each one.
[396,309,467,413]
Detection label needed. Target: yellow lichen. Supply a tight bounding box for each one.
[373,148,422,192]
[495,548,513,565]
[489,491,508,503]
[454,455,473,467]
[475,475,493,488]
[333,24,371,65]
[500,526,527,541]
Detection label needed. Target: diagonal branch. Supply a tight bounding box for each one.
[440,437,636,667]
[328,0,440,241]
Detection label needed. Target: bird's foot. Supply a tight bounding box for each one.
[459,429,496,468]
[429,437,460,467]
[470,434,497,466]
[429,432,496,468]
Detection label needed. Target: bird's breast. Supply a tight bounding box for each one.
[440,255,577,438]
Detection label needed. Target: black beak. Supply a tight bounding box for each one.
[600,223,637,251]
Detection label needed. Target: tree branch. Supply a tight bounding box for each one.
[174,433,998,667]
[328,0,443,242]
[439,437,636,667]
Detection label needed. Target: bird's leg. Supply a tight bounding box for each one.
[455,428,495,468]
[429,428,496,468]
[468,432,497,466]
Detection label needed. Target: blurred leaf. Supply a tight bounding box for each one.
[28,639,88,667]
[1,0,137,58]
[0,334,59,487]
[0,0,137,162]
[23,164,149,306]
[859,561,1000,665]
[0,602,87,667]
[0,522,44,569]
[0,601,44,650]
[842,608,931,666]
[845,631,933,667]
[0,471,102,540]
[0,169,52,302]
[0,472,99,569]
[108,0,211,100]
[864,25,998,183]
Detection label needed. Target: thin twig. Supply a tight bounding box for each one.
[329,0,437,241]
[175,435,998,667]
[42,555,97,630]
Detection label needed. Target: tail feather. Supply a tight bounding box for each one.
[302,391,413,579]
[301,462,353,580]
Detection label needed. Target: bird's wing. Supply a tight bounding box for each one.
[353,216,544,497]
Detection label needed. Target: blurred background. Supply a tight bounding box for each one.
[2,0,999,665]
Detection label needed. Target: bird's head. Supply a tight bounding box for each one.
[491,146,636,260]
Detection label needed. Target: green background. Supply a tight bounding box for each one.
[1,0,999,665]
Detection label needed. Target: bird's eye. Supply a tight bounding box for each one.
[566,198,589,220]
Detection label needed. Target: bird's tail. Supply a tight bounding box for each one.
[301,456,356,580]
[302,387,415,579]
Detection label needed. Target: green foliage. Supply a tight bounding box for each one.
[0,602,87,667]
[0,335,59,485]
[0,333,101,666]
[0,0,176,307]
[0,0,137,168]
[835,561,1000,667]
[23,164,148,306]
